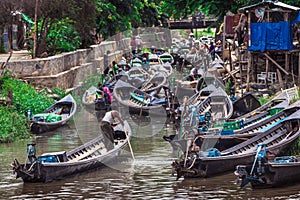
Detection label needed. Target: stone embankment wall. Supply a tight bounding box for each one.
[2,30,172,90]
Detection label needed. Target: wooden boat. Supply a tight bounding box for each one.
[172,109,300,179]
[148,53,163,66]
[164,86,232,152]
[233,89,292,121]
[174,70,223,104]
[149,63,173,78]
[194,100,300,151]
[196,87,234,122]
[174,81,197,104]
[159,52,174,65]
[113,80,168,116]
[30,94,77,134]
[126,67,150,88]
[167,93,292,154]
[82,86,111,113]
[102,71,129,91]
[117,60,131,71]
[161,62,173,77]
[174,76,206,104]
[140,72,167,94]
[235,144,300,189]
[131,57,143,68]
[127,66,149,80]
[12,121,132,183]
[230,93,261,119]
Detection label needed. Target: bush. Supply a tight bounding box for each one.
[0,106,31,143]
[0,71,56,142]
[1,74,55,116]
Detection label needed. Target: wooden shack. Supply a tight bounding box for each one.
[238,0,300,90]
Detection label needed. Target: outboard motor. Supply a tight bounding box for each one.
[27,143,37,163]
[198,112,211,132]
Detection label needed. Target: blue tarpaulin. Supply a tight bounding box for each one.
[292,11,300,25]
[248,22,293,52]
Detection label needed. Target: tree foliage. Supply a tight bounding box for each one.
[46,18,81,55]
[20,0,95,56]
[161,0,300,21]
[3,0,300,55]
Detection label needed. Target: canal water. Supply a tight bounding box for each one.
[1,109,300,199]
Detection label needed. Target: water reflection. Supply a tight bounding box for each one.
[1,112,300,199]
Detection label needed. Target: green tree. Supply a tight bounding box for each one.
[21,0,95,56]
[46,18,81,55]
[95,0,140,38]
[160,0,300,21]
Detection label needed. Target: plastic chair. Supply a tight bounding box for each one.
[257,72,267,84]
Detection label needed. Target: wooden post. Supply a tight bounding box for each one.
[246,10,251,92]
[222,16,226,61]
[228,42,233,72]
[277,69,284,89]
[238,47,242,93]
[285,52,289,89]
[298,52,300,85]
[291,53,295,85]
[33,0,38,58]
[265,57,269,88]
[263,53,289,75]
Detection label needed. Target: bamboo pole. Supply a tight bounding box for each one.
[123,125,135,161]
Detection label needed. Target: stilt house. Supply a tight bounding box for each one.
[238,0,300,90]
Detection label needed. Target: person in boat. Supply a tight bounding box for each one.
[100,110,124,151]
[97,83,113,105]
[142,57,149,68]
[109,61,118,77]
[189,66,201,81]
[209,41,216,61]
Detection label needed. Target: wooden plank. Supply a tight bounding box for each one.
[277,69,284,89]
[264,53,289,75]
[68,143,105,162]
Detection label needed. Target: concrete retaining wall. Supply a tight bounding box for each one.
[2,30,172,90]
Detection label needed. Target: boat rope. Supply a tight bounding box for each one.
[27,162,36,172]
[187,157,197,170]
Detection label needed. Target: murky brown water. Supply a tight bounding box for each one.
[1,109,300,199]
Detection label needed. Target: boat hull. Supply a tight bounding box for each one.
[14,151,122,183]
[30,94,77,134]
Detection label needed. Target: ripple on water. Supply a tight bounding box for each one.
[2,115,300,199]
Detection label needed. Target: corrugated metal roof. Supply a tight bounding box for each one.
[239,1,300,12]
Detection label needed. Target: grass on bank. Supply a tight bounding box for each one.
[0,71,57,143]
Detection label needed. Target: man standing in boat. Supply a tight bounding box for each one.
[100,110,124,151]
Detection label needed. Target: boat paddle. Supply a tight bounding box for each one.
[123,124,135,161]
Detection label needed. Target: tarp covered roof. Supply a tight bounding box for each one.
[239,1,300,12]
